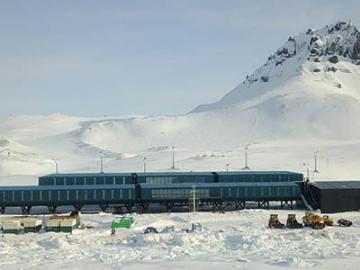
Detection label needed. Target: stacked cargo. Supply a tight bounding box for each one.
[46,219,61,232]
[0,217,43,234]
[22,218,42,233]
[59,218,78,233]
[46,215,80,233]
[2,220,22,234]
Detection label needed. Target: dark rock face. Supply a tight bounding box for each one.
[244,22,360,87]
[261,76,269,82]
[352,33,360,60]
[310,48,317,55]
[329,55,339,64]
[328,22,348,34]
[310,36,319,45]
[327,67,337,72]
[306,23,360,63]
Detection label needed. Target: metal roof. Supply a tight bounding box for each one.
[311,181,360,190]
[216,171,302,175]
[136,172,213,177]
[40,173,133,178]
[40,171,303,178]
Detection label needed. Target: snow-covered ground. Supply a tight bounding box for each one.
[1,210,360,270]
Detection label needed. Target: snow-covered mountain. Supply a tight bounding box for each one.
[191,21,360,139]
[1,21,360,182]
[193,21,360,113]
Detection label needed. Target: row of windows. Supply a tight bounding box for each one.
[217,186,298,197]
[40,176,130,185]
[219,175,298,182]
[0,189,133,202]
[149,186,298,199]
[145,176,210,184]
[151,189,210,199]
[40,174,302,185]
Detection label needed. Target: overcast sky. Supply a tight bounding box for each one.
[1,0,359,117]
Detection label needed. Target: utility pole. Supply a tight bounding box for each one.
[143,157,147,173]
[243,145,250,170]
[303,162,310,180]
[191,185,196,213]
[54,158,59,174]
[100,151,104,173]
[53,157,59,174]
[313,151,319,173]
[171,146,175,170]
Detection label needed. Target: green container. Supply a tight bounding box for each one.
[46,221,79,233]
[24,225,42,233]
[112,217,134,229]
[46,226,60,232]
[59,219,80,233]
[59,226,74,233]
[3,229,22,234]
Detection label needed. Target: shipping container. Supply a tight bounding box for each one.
[46,219,61,232]
[59,219,78,233]
[22,218,42,233]
[2,220,22,234]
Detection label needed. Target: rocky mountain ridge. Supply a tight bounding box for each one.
[192,21,360,113]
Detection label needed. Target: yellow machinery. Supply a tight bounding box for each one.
[268,214,285,228]
[268,213,336,230]
[322,215,334,226]
[286,214,303,228]
[302,212,334,229]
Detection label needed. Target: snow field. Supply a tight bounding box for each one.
[1,209,360,269]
